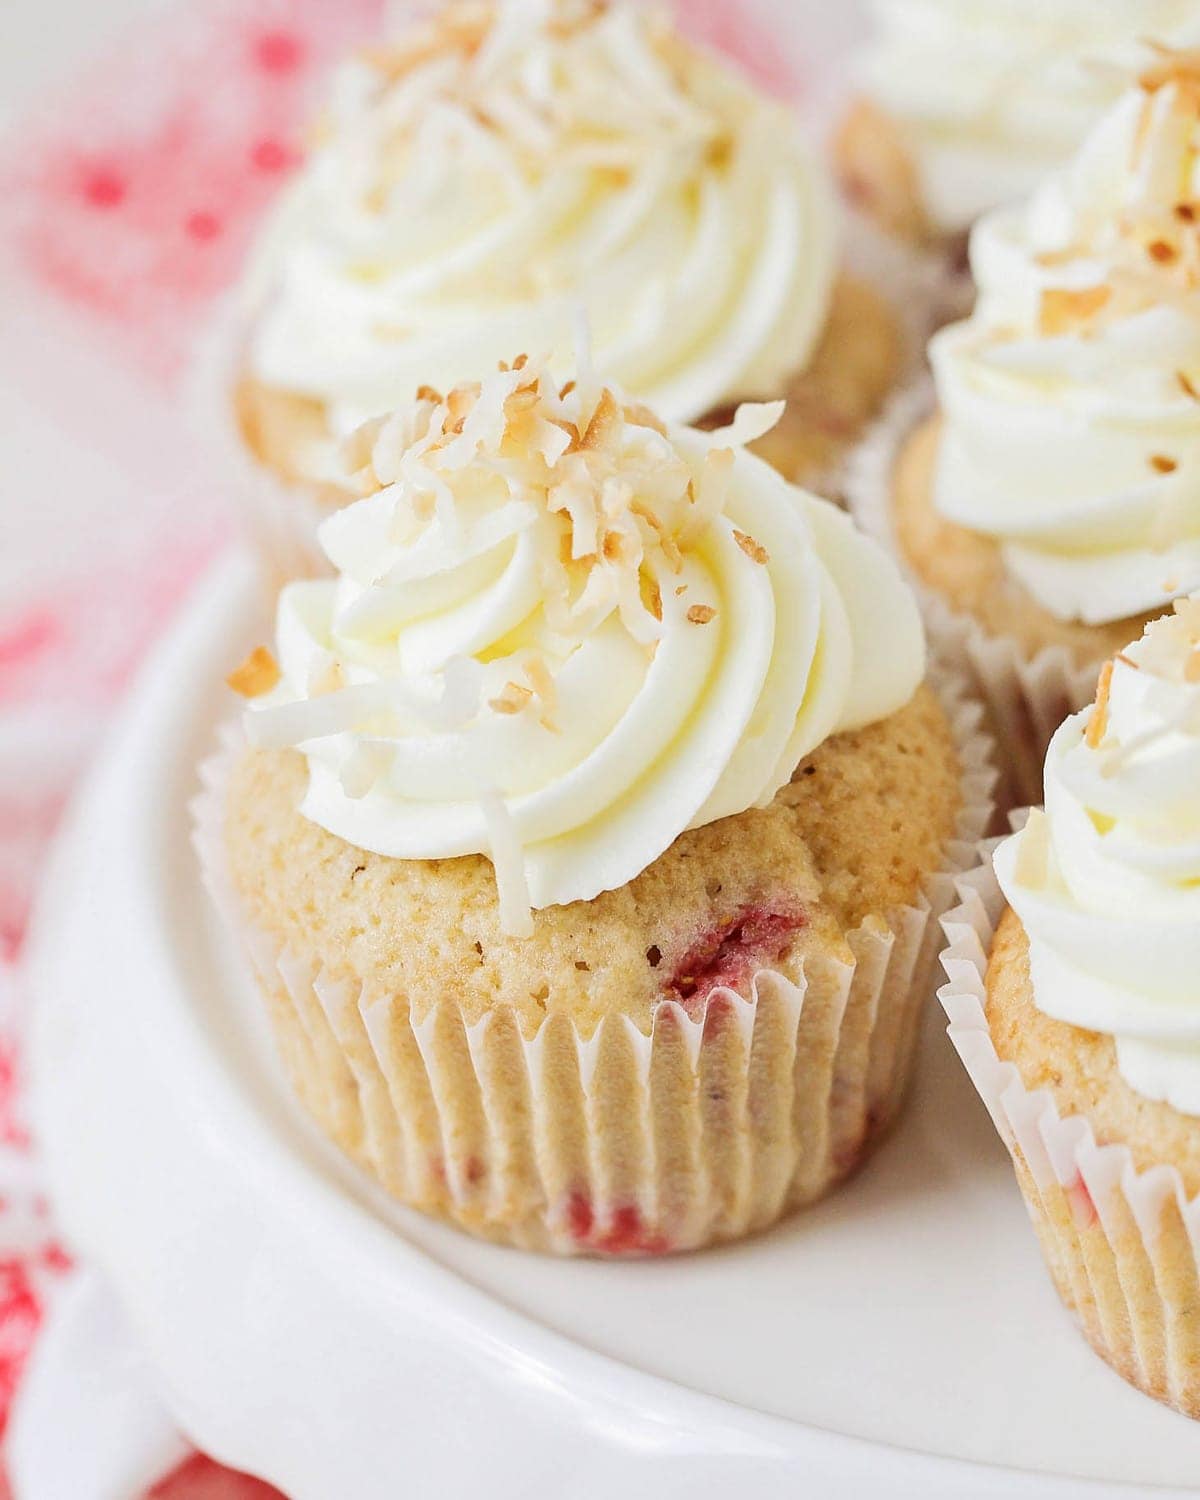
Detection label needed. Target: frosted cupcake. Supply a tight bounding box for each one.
[196,356,992,1256]
[942,598,1200,1417]
[849,54,1200,807]
[836,4,1200,250]
[224,0,910,585]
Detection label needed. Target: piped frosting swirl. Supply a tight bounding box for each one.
[245,0,836,458]
[996,595,1200,1113]
[929,52,1200,626]
[860,1,1200,233]
[240,354,925,933]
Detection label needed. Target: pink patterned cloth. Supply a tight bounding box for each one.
[0,2,807,1492]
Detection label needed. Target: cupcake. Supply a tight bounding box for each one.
[835,4,1200,252]
[221,0,914,587]
[849,53,1200,809]
[942,597,1200,1417]
[195,355,992,1255]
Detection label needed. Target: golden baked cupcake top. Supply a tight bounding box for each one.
[244,0,836,447]
[928,49,1200,626]
[996,595,1200,1111]
[234,356,924,934]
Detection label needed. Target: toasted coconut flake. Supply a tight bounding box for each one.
[1039,284,1111,335]
[581,387,620,450]
[445,383,480,435]
[308,660,346,697]
[733,528,769,564]
[686,603,716,625]
[489,681,534,715]
[1086,659,1115,749]
[1147,238,1179,264]
[705,400,784,448]
[1139,43,1200,94]
[227,646,280,699]
[547,416,581,450]
[622,402,669,436]
[1179,371,1200,400]
[478,786,533,939]
[523,653,559,729]
[416,384,443,405]
[1150,453,1180,473]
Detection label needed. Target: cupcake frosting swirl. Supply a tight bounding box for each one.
[929,59,1200,626]
[860,1,1200,232]
[244,356,924,933]
[996,597,1200,1113]
[246,0,836,448]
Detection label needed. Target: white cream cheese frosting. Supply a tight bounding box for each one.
[245,0,837,455]
[996,596,1200,1114]
[242,355,925,934]
[860,0,1200,233]
[928,59,1200,626]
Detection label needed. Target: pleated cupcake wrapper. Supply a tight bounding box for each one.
[939,833,1200,1417]
[188,293,336,600]
[838,203,948,364]
[190,666,994,1257]
[845,379,1103,815]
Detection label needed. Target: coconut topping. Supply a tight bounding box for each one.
[243,353,925,933]
[996,592,1200,1113]
[244,0,836,446]
[928,52,1200,627]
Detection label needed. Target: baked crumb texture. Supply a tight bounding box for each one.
[233,271,905,589]
[213,685,973,1255]
[886,410,1154,813]
[833,97,930,247]
[985,908,1200,1418]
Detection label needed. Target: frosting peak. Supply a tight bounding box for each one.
[246,0,836,454]
[996,596,1200,1112]
[929,58,1200,626]
[242,355,925,933]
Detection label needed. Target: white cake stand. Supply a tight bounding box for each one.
[14,555,1200,1499]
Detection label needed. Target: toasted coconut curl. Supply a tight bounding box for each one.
[334,352,781,668]
[1086,659,1115,749]
[227,647,281,699]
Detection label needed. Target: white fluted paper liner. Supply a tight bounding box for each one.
[846,380,1104,814]
[189,293,338,599]
[839,202,946,361]
[939,833,1200,1418]
[190,667,993,1257]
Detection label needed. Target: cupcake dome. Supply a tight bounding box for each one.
[840,1,1200,242]
[227,0,908,584]
[201,358,988,1254]
[944,598,1200,1417]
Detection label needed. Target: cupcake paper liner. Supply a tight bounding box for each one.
[189,295,336,600]
[939,832,1200,1419]
[190,667,995,1258]
[845,380,1103,814]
